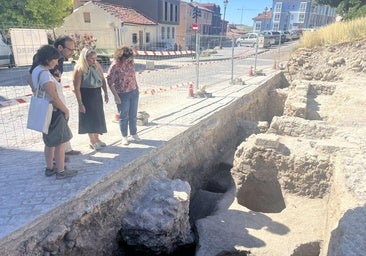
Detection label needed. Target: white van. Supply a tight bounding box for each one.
[0,32,14,67]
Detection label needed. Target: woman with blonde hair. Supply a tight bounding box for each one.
[73,48,109,150]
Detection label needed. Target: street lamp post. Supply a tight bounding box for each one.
[219,0,228,49]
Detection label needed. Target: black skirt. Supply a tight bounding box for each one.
[79,87,107,134]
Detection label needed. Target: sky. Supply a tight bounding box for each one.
[195,0,273,26]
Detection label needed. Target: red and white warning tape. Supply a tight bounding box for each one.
[0,94,33,108]
[133,50,195,57]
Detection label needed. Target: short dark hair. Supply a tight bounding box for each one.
[54,36,74,48]
[35,45,60,66]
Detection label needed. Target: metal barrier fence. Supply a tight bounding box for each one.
[0,26,277,149]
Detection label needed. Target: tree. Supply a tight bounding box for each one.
[25,0,73,27]
[315,0,366,20]
[0,1,28,25]
[0,0,73,28]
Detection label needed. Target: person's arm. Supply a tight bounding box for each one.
[108,84,121,105]
[72,68,86,113]
[43,81,69,120]
[96,62,109,104]
[106,65,121,104]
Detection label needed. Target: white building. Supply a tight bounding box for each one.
[55,1,158,50]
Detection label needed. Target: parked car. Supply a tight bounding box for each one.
[236,33,271,48]
[280,31,291,42]
[262,31,281,45]
[289,30,301,40]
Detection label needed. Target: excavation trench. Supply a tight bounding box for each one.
[0,72,345,255]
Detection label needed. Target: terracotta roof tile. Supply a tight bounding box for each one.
[93,1,157,25]
[253,11,272,21]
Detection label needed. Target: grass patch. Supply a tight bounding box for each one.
[298,17,366,49]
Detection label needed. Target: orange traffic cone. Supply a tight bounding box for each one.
[248,66,254,76]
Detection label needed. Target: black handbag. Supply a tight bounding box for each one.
[43,110,73,147]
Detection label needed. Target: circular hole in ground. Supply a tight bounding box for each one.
[190,163,234,222]
[203,163,234,193]
[291,241,320,256]
[237,172,286,213]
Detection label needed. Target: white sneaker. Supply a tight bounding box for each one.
[122,137,129,145]
[130,134,141,142]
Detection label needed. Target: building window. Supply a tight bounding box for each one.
[164,2,168,21]
[273,23,279,31]
[161,27,165,40]
[255,22,261,31]
[132,33,137,44]
[167,27,170,39]
[146,32,150,43]
[274,13,280,22]
[175,5,178,22]
[170,3,173,21]
[172,27,175,39]
[83,12,91,23]
[275,2,282,12]
[299,13,305,23]
[299,2,307,12]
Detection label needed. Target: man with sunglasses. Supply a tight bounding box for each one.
[52,36,81,156]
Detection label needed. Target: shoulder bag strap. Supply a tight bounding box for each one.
[35,70,47,99]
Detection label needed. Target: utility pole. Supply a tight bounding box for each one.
[192,5,201,92]
[219,0,228,49]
